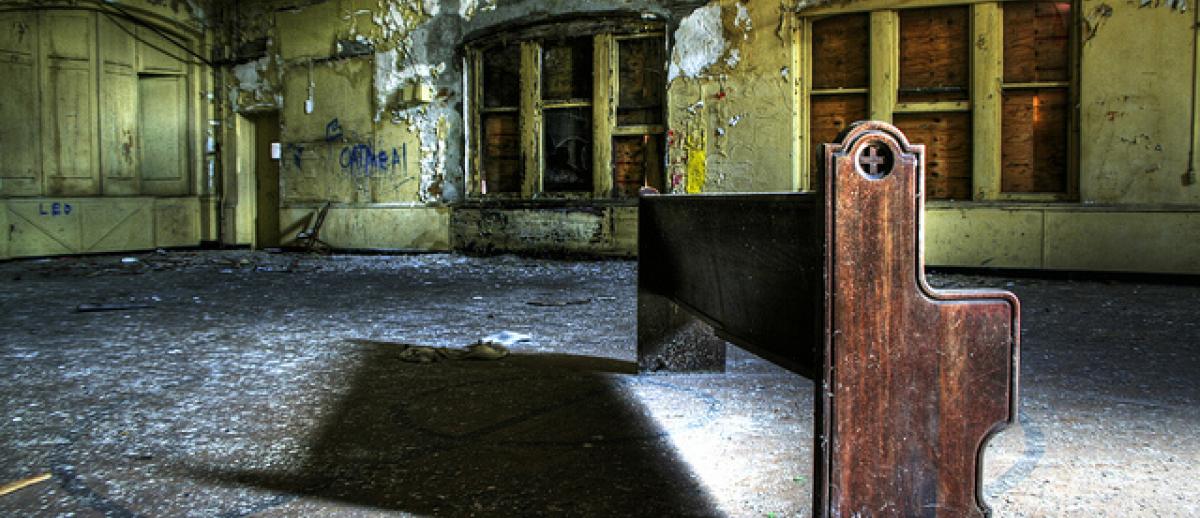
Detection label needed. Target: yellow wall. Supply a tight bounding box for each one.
[0,0,212,259]
[3,0,1196,274]
[660,0,1200,274]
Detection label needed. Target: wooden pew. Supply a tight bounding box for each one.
[637,121,1020,517]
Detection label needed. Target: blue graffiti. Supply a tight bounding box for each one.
[38,202,73,216]
[325,118,344,142]
[339,142,404,178]
[288,143,304,170]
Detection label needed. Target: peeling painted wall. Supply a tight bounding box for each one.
[666,0,797,194]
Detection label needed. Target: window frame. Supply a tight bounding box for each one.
[798,0,1079,202]
[464,19,666,201]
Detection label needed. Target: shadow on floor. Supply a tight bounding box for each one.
[196,339,723,516]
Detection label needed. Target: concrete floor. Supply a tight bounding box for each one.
[0,251,1196,517]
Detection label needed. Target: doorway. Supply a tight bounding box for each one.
[249,112,280,249]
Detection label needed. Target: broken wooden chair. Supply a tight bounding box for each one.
[637,121,1020,517]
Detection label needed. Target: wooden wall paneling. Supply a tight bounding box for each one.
[138,75,189,196]
[41,10,100,196]
[100,15,139,195]
[0,11,42,196]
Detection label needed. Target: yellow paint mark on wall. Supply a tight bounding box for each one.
[686,148,707,193]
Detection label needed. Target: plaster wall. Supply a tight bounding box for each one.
[1078,0,1198,205]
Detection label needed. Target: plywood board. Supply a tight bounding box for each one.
[6,200,82,256]
[811,13,870,90]
[612,135,663,197]
[482,113,522,193]
[894,111,972,199]
[617,38,665,125]
[1003,1,1071,83]
[1002,88,1068,193]
[810,95,867,175]
[899,7,969,103]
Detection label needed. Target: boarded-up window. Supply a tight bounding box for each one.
[613,135,663,197]
[897,7,971,199]
[811,14,869,91]
[613,35,666,197]
[899,7,969,103]
[469,25,665,199]
[895,112,972,200]
[812,96,869,176]
[542,37,592,102]
[1002,1,1072,193]
[809,13,869,176]
[481,44,522,193]
[482,113,521,193]
[617,38,664,126]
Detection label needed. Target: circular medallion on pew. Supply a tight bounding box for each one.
[855,141,894,180]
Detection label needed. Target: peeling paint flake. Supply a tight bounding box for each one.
[668,4,726,82]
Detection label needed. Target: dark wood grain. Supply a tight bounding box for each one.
[638,121,1020,517]
[820,122,1018,517]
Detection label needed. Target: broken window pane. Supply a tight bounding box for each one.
[617,38,665,125]
[899,7,969,103]
[542,37,593,102]
[483,44,520,108]
[543,108,592,192]
[811,13,869,90]
[612,134,664,197]
[482,113,522,193]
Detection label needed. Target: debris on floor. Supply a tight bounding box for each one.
[480,330,532,346]
[527,298,592,307]
[75,302,155,313]
[0,473,51,497]
[346,339,510,363]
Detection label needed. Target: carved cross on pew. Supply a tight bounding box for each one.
[636,121,1020,517]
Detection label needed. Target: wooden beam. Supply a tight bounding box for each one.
[520,41,540,197]
[972,2,1003,200]
[869,11,898,123]
[593,33,616,197]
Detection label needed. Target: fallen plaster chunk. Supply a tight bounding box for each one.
[668,4,726,82]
